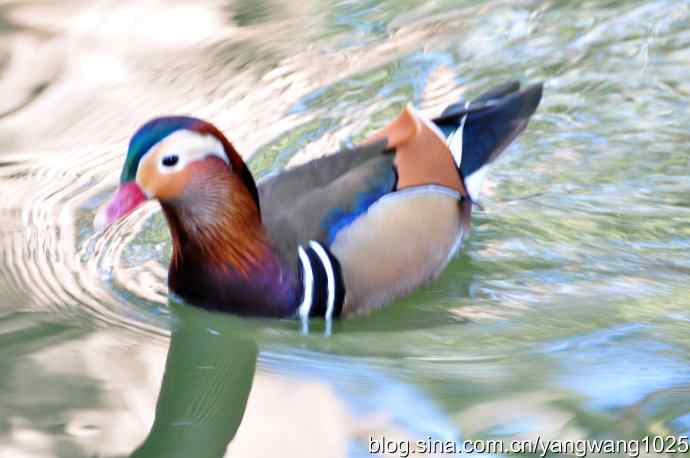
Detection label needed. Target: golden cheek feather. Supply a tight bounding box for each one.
[136,148,192,201]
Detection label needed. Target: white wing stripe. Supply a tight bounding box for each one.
[448,101,471,169]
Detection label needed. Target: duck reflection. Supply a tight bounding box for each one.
[131,299,259,458]
[127,296,466,458]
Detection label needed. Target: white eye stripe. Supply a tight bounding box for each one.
[150,130,229,174]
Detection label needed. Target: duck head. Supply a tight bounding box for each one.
[96,116,295,315]
[96,116,259,229]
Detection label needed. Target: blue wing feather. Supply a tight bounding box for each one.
[321,168,397,245]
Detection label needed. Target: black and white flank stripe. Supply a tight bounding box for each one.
[297,241,345,323]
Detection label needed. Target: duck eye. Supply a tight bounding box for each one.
[162,155,179,167]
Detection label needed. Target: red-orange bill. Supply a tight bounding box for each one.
[94,181,147,230]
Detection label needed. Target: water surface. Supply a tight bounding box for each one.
[1,0,690,457]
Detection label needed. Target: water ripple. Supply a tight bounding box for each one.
[1,4,690,451]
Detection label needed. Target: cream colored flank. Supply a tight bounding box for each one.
[332,187,465,316]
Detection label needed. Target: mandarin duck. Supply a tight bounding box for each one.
[96,81,543,326]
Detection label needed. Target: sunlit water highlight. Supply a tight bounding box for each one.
[1,0,690,457]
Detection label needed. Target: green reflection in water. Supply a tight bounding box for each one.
[132,301,258,458]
